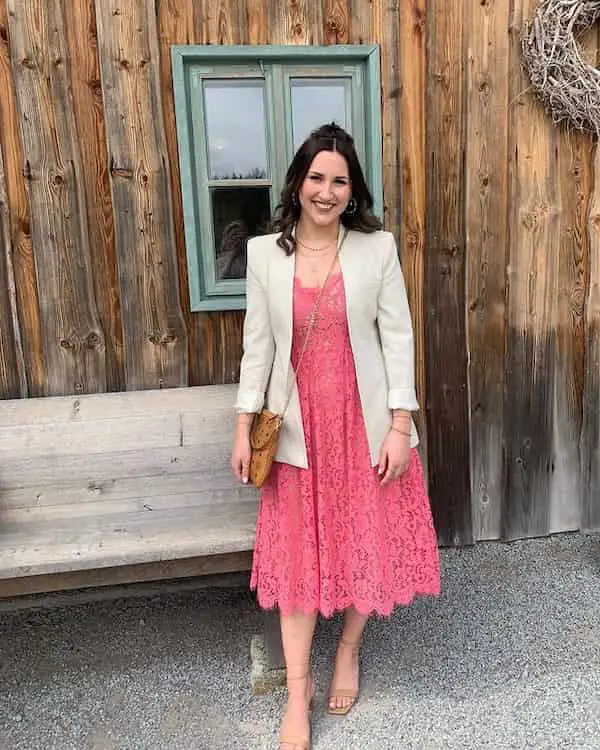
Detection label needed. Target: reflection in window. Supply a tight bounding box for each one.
[291,79,349,151]
[212,187,271,280]
[204,80,269,179]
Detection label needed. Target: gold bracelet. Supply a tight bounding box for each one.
[390,425,411,437]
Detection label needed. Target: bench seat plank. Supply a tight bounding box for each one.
[0,501,258,579]
[0,471,251,511]
[0,445,230,490]
[1,487,255,523]
[0,410,234,458]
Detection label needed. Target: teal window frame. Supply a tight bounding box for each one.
[171,44,383,312]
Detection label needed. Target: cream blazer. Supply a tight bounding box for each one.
[235,228,420,468]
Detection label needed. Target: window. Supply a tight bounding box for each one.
[172,45,382,312]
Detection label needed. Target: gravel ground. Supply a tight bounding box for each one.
[0,532,599,750]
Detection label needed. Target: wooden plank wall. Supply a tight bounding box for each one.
[426,1,472,546]
[0,144,24,399]
[7,0,107,396]
[0,0,598,541]
[95,1,188,390]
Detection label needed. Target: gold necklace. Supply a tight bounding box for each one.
[297,250,336,261]
[296,237,336,253]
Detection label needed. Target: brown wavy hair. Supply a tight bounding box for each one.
[271,123,382,255]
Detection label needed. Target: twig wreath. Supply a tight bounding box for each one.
[522,0,600,134]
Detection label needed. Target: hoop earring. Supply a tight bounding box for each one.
[292,193,299,207]
[345,197,357,216]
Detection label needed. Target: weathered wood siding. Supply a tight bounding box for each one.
[426,0,472,546]
[0,0,598,541]
[0,145,24,399]
[7,0,107,397]
[466,0,509,542]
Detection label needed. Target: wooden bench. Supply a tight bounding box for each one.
[0,385,284,690]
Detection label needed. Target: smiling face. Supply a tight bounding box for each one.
[297,150,352,230]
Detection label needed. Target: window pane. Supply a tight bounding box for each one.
[204,80,269,180]
[291,78,349,151]
[212,187,271,280]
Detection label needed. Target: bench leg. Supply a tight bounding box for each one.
[250,608,286,694]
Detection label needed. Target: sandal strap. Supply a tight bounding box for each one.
[285,672,314,711]
[329,688,358,698]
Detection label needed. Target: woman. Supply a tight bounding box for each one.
[231,123,440,750]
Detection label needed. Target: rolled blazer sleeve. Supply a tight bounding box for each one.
[234,238,275,413]
[377,234,420,411]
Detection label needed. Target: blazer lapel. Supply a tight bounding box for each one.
[270,241,295,384]
[338,229,362,325]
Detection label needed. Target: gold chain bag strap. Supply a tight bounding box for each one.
[249,230,348,488]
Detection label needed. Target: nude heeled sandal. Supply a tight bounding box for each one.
[279,673,313,750]
[327,639,361,717]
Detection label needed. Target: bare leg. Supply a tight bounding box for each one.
[279,610,318,749]
[328,606,369,712]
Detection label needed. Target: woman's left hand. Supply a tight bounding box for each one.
[378,429,410,486]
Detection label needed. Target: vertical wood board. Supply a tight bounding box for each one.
[323,0,350,44]
[551,128,592,532]
[63,0,124,393]
[204,0,247,44]
[582,145,600,532]
[349,0,373,44]
[95,0,188,390]
[377,0,401,234]
[502,0,559,540]
[0,0,44,395]
[7,0,106,396]
[0,139,23,398]
[156,0,206,388]
[399,0,427,462]
[425,0,472,546]
[276,0,310,44]
[247,0,269,45]
[466,0,510,540]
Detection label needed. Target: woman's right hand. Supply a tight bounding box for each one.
[231,419,253,484]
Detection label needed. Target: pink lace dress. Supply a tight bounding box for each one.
[250,271,441,617]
